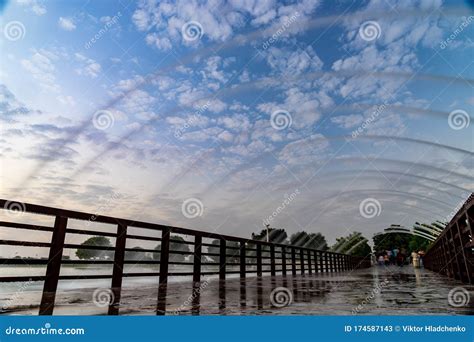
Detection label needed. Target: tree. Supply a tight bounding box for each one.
[373,231,411,253]
[76,236,112,260]
[248,228,290,262]
[207,239,240,263]
[289,231,328,250]
[331,232,371,257]
[372,222,436,255]
[125,247,152,261]
[251,228,288,244]
[152,235,191,262]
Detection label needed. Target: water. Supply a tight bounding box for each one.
[0,265,472,315]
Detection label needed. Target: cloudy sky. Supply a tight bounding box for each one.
[0,0,473,250]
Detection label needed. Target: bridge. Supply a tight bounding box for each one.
[0,196,472,315]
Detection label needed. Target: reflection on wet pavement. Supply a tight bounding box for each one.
[2,266,473,315]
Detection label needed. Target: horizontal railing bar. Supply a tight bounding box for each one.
[126,234,161,242]
[0,263,349,283]
[0,221,53,232]
[66,228,117,238]
[0,240,50,247]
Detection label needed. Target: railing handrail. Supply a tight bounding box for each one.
[0,198,347,254]
[425,193,473,250]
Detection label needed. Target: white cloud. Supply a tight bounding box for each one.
[16,0,46,16]
[58,17,76,31]
[21,49,60,93]
[74,53,102,78]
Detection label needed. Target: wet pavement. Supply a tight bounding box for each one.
[2,266,473,315]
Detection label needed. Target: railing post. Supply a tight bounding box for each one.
[108,222,127,315]
[281,246,287,276]
[300,248,305,275]
[291,247,296,276]
[270,244,276,276]
[325,253,329,273]
[219,238,226,280]
[256,244,262,276]
[193,235,202,283]
[39,215,68,315]
[156,227,170,315]
[307,250,312,275]
[314,251,318,273]
[240,241,246,279]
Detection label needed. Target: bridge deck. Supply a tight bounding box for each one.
[3,266,472,315]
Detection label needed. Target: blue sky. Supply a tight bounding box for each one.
[0,0,473,254]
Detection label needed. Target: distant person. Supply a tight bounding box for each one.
[384,254,390,266]
[378,255,384,266]
[392,248,399,265]
[418,250,425,267]
[396,250,405,267]
[411,251,420,268]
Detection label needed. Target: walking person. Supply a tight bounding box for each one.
[411,251,420,268]
[378,254,384,266]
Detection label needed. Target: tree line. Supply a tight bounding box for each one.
[75,227,371,261]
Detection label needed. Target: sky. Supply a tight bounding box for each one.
[0,0,473,256]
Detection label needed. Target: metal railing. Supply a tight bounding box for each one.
[423,194,473,284]
[0,199,370,315]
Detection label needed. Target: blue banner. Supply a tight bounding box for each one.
[0,316,472,342]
